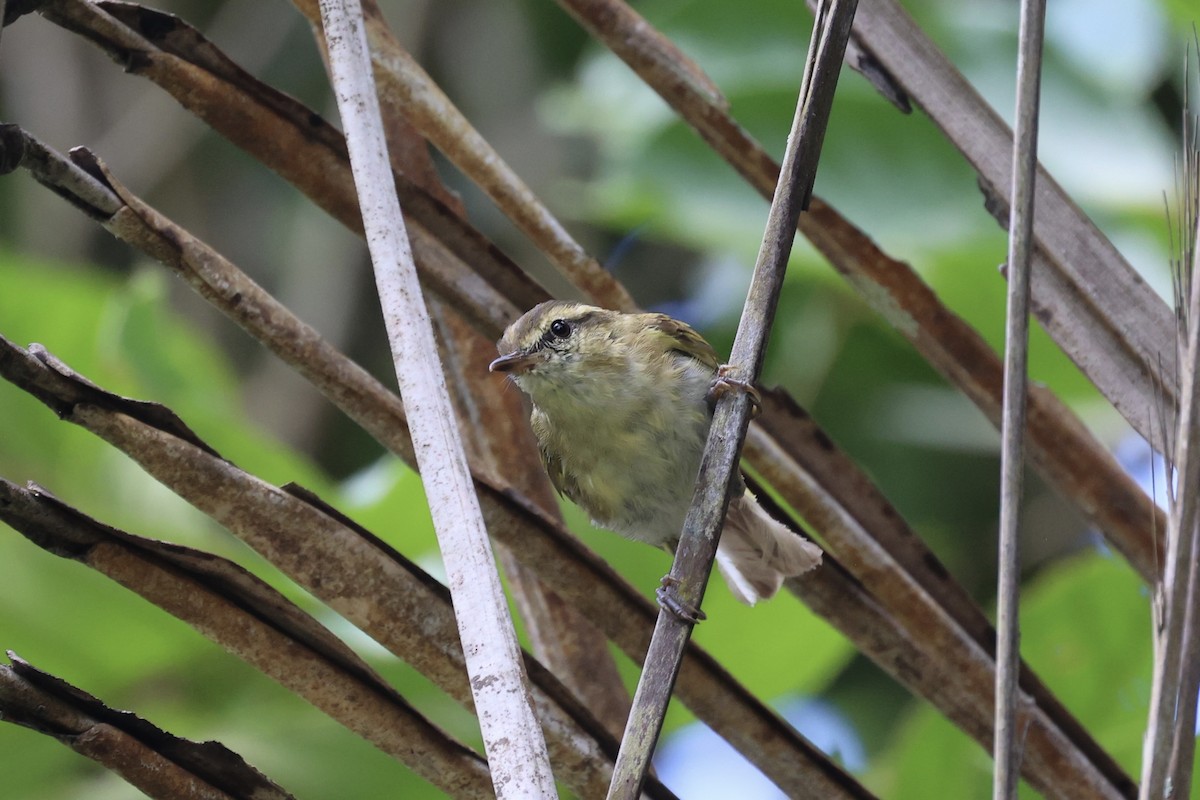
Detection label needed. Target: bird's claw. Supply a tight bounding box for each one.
[656,575,706,624]
[708,364,762,418]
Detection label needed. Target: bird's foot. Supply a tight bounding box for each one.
[708,364,762,418]
[656,575,707,624]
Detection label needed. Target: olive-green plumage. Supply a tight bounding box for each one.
[491,301,822,605]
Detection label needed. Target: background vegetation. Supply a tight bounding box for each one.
[0,0,1194,797]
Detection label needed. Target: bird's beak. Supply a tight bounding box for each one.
[489,351,537,374]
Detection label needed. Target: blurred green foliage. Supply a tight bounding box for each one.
[0,0,1195,797]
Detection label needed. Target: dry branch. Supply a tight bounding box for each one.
[0,479,494,798]
[0,653,294,800]
[316,0,552,793]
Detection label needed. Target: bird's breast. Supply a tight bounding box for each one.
[530,360,714,546]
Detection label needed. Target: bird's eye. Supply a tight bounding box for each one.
[549,319,572,339]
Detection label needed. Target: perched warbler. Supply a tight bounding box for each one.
[489,300,822,611]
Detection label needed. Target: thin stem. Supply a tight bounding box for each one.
[993,1,1046,797]
[605,2,858,797]
[1143,46,1200,797]
[315,1,554,795]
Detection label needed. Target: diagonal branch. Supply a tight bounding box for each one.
[608,3,858,797]
[0,653,295,800]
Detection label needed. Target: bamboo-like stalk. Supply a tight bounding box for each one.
[1166,96,1200,795]
[608,3,858,796]
[314,1,553,795]
[1142,225,1200,800]
[994,2,1046,796]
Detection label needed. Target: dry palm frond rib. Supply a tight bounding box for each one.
[0,653,297,800]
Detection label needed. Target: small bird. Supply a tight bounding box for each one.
[489,300,822,615]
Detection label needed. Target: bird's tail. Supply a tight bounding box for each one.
[715,491,822,606]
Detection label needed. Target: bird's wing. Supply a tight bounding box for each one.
[645,314,721,372]
[533,417,620,524]
[538,441,574,500]
[529,411,573,499]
